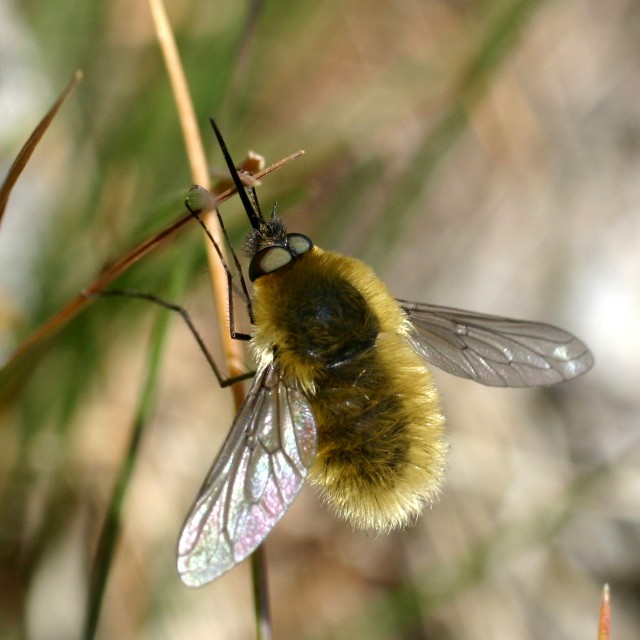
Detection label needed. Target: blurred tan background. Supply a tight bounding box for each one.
[0,0,638,638]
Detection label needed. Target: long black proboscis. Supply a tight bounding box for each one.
[209,118,263,230]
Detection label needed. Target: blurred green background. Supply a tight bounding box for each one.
[0,0,638,638]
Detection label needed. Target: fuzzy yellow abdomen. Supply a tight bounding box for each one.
[251,247,447,530]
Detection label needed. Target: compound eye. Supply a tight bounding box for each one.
[249,246,292,281]
[287,233,313,256]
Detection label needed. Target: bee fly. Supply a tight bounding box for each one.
[176,120,594,587]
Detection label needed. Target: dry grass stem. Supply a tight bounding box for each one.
[0,70,83,225]
[2,151,303,370]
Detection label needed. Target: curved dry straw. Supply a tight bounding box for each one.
[2,148,302,372]
[0,71,83,228]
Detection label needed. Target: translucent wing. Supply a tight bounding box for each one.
[400,300,594,387]
[177,362,316,587]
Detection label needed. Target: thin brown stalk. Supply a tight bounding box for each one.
[2,151,303,369]
[147,2,275,637]
[147,0,247,401]
[251,545,272,639]
[597,583,611,640]
[0,70,83,226]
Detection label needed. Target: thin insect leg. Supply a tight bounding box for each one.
[185,203,254,337]
[211,207,255,325]
[85,290,254,388]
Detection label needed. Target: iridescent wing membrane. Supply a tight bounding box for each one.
[400,301,594,387]
[177,362,316,587]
